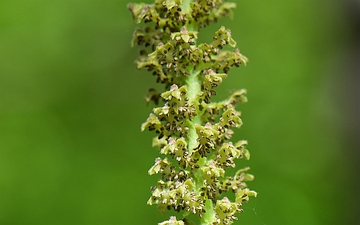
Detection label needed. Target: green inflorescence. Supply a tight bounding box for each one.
[128,0,256,224]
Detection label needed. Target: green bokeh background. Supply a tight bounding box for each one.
[0,0,356,224]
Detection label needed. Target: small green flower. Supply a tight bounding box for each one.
[215,197,240,225]
[158,216,184,225]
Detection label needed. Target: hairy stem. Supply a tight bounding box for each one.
[182,0,191,14]
[185,66,216,225]
[201,199,216,225]
[186,70,201,153]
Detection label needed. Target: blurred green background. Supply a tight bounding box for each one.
[0,0,358,224]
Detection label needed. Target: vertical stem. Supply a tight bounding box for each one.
[182,1,216,224]
[182,0,191,13]
[182,0,196,31]
[185,50,216,225]
[186,70,201,153]
[186,65,216,225]
[201,199,216,225]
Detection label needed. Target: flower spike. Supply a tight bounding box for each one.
[128,0,256,224]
